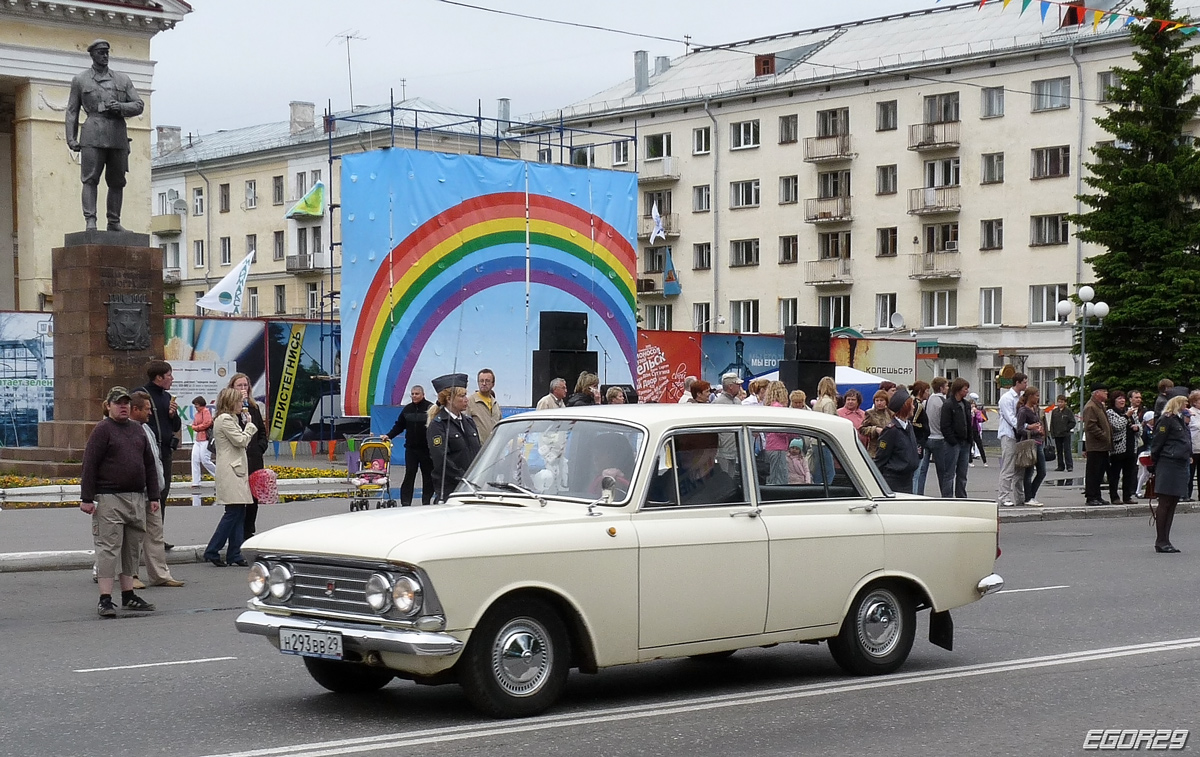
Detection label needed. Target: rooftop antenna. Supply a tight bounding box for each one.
[400,78,407,102]
[331,30,366,109]
[683,34,691,54]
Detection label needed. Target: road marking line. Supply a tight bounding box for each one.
[995,584,1070,594]
[192,636,1200,757]
[74,656,236,673]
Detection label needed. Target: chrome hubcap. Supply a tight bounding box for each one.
[857,590,901,657]
[491,617,551,696]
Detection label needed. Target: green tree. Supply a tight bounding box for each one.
[1072,0,1200,392]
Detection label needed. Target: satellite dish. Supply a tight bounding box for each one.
[172,199,188,214]
[889,312,906,329]
[167,188,179,201]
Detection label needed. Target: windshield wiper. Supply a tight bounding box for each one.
[486,480,547,507]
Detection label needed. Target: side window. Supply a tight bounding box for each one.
[645,430,746,507]
[749,428,865,502]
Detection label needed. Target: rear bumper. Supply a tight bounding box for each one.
[235,610,464,657]
[976,573,1004,596]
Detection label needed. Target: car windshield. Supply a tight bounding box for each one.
[465,418,643,504]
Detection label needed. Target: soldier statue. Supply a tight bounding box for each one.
[65,39,144,232]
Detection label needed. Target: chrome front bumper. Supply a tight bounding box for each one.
[235,610,464,657]
[977,573,1005,596]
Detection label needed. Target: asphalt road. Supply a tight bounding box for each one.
[0,517,1195,757]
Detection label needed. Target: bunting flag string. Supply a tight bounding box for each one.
[272,441,280,459]
[957,0,1199,36]
[289,441,298,459]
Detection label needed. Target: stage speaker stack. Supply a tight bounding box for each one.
[531,311,597,406]
[778,325,834,402]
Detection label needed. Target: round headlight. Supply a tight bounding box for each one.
[364,573,394,613]
[267,563,294,601]
[392,575,422,615]
[248,562,270,598]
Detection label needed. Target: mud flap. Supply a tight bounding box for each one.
[929,610,953,651]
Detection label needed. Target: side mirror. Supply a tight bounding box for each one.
[600,475,615,504]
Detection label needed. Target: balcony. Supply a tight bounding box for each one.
[286,254,324,274]
[907,186,962,214]
[163,268,181,286]
[909,251,962,280]
[907,121,960,151]
[804,257,853,286]
[803,134,854,162]
[804,196,853,224]
[637,212,680,239]
[150,213,182,236]
[638,157,680,183]
[636,274,661,294]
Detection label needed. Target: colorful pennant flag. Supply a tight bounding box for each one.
[662,247,681,297]
[289,441,297,459]
[272,441,280,458]
[285,180,326,219]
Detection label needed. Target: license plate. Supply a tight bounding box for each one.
[279,628,343,660]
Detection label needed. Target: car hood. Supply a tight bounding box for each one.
[241,500,588,564]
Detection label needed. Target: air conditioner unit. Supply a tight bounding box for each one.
[944,241,958,251]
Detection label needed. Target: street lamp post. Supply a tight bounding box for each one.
[1057,285,1109,421]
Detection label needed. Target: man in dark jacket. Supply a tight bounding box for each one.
[1049,395,1076,472]
[875,388,920,494]
[136,360,181,545]
[387,385,434,506]
[427,373,482,502]
[940,377,973,498]
[1082,384,1113,506]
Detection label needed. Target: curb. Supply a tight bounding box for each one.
[0,544,207,573]
[998,502,1199,523]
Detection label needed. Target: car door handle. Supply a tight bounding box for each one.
[849,503,878,513]
[730,508,762,518]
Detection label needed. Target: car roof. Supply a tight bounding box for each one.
[507,404,857,437]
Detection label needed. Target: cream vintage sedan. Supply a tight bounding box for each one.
[236,405,1002,718]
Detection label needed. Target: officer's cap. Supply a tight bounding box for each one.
[431,373,468,394]
[888,386,911,414]
[87,39,111,53]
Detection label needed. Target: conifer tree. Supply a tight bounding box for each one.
[1072,0,1200,392]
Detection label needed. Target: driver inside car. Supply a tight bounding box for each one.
[649,432,742,506]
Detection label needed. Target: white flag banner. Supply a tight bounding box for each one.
[197,252,254,314]
[649,200,666,244]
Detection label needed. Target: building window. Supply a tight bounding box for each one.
[274,284,287,315]
[312,225,322,257]
[307,283,319,315]
[570,145,595,167]
[731,299,760,333]
[818,295,850,329]
[220,236,232,266]
[730,179,760,208]
[646,304,673,331]
[1032,145,1070,178]
[272,175,285,205]
[192,187,205,216]
[876,227,898,257]
[924,92,960,123]
[162,242,180,269]
[876,100,898,131]
[1097,70,1118,103]
[779,235,799,264]
[644,190,671,216]
[217,183,229,213]
[247,287,259,318]
[613,140,630,166]
[693,243,711,270]
[875,293,897,330]
[981,152,1005,184]
[731,120,760,149]
[692,185,711,212]
[922,289,958,328]
[980,219,1004,251]
[924,157,960,187]
[730,238,760,267]
[537,147,553,163]
[817,230,851,259]
[980,287,1003,326]
[246,234,257,262]
[273,230,285,260]
[245,180,257,209]
[980,370,999,407]
[1031,214,1069,246]
[157,192,168,215]
[1030,283,1070,324]
[295,171,308,199]
[923,222,959,253]
[779,114,798,144]
[193,239,204,268]
[195,291,205,316]
[693,126,711,155]
[297,227,308,258]
[645,133,672,160]
[816,107,849,137]
[693,302,711,332]
[817,169,850,199]
[779,175,799,204]
[779,298,798,330]
[643,246,666,274]
[981,86,1005,118]
[1032,76,1071,111]
[1031,367,1067,406]
[876,164,897,195]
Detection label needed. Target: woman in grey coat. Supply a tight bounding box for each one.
[1150,395,1192,554]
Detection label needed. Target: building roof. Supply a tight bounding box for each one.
[152,97,478,168]
[524,0,1197,123]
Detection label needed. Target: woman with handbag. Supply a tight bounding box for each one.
[1105,391,1137,505]
[1015,388,1046,506]
[1150,396,1192,553]
[203,388,257,567]
[228,373,269,538]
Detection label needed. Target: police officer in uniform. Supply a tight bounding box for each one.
[426,373,481,502]
[874,387,921,494]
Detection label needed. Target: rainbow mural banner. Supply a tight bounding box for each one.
[340,149,638,416]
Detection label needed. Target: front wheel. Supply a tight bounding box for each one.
[458,597,570,718]
[827,583,916,676]
[303,656,394,693]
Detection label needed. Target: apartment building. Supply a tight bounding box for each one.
[520,0,1195,402]
[151,98,518,319]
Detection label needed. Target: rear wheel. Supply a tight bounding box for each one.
[302,657,394,693]
[459,598,570,718]
[827,583,916,676]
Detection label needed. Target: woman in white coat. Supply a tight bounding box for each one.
[202,387,256,567]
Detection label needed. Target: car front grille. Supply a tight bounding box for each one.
[287,563,375,616]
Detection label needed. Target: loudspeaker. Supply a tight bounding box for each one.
[531,350,599,407]
[600,384,637,405]
[539,311,588,351]
[784,325,831,361]
[778,360,836,402]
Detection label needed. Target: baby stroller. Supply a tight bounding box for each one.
[348,435,396,511]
